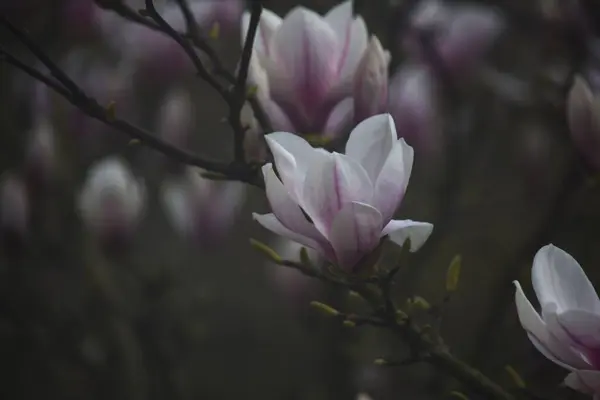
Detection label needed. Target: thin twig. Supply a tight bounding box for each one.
[142,0,229,100]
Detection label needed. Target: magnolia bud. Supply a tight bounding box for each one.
[567,75,600,170]
[158,88,193,149]
[160,167,246,245]
[353,35,390,123]
[0,173,29,256]
[78,157,146,248]
[436,6,503,78]
[388,65,440,156]
[25,118,57,187]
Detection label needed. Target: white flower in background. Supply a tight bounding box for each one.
[388,64,440,156]
[253,113,433,271]
[161,167,246,244]
[514,245,600,397]
[157,88,194,149]
[241,1,389,136]
[78,157,146,241]
[25,117,57,185]
[404,0,503,78]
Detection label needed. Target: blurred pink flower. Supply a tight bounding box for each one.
[242,1,390,136]
[388,64,441,156]
[78,157,146,246]
[157,88,194,149]
[25,117,57,187]
[160,167,247,245]
[404,0,503,79]
[62,0,99,39]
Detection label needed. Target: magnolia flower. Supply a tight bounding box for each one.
[157,88,193,149]
[514,245,600,397]
[567,76,600,170]
[161,167,246,244]
[241,1,389,136]
[25,117,57,186]
[404,0,503,78]
[253,113,433,271]
[78,157,146,243]
[388,64,440,156]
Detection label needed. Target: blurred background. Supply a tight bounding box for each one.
[0,0,598,399]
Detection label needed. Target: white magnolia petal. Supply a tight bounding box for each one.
[273,7,340,114]
[262,163,325,243]
[557,309,600,349]
[532,244,600,316]
[324,0,369,81]
[241,8,282,56]
[160,177,193,236]
[324,98,354,140]
[253,213,321,252]
[514,282,586,370]
[264,132,326,198]
[382,219,432,251]
[301,153,373,237]
[372,139,414,222]
[565,371,600,395]
[328,201,382,270]
[345,113,397,182]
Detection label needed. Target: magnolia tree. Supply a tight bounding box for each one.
[1,0,600,399]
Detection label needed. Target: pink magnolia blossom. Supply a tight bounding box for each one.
[353,36,391,123]
[404,0,503,79]
[388,64,440,156]
[160,167,246,244]
[78,157,146,244]
[253,113,433,271]
[241,1,390,137]
[515,245,600,398]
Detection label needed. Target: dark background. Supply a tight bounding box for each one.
[0,0,597,399]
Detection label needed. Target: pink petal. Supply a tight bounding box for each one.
[272,7,340,122]
[262,163,327,245]
[345,113,396,182]
[301,153,373,237]
[372,139,414,222]
[241,8,282,57]
[328,201,382,270]
[323,98,354,140]
[253,213,323,254]
[532,244,600,316]
[324,0,368,81]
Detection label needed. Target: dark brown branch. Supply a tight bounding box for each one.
[142,0,229,100]
[230,0,263,161]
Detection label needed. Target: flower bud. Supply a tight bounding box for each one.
[388,65,441,156]
[353,35,390,123]
[158,88,193,149]
[566,75,600,170]
[78,157,146,248]
[436,6,503,78]
[25,118,57,187]
[160,167,246,245]
[0,173,29,257]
